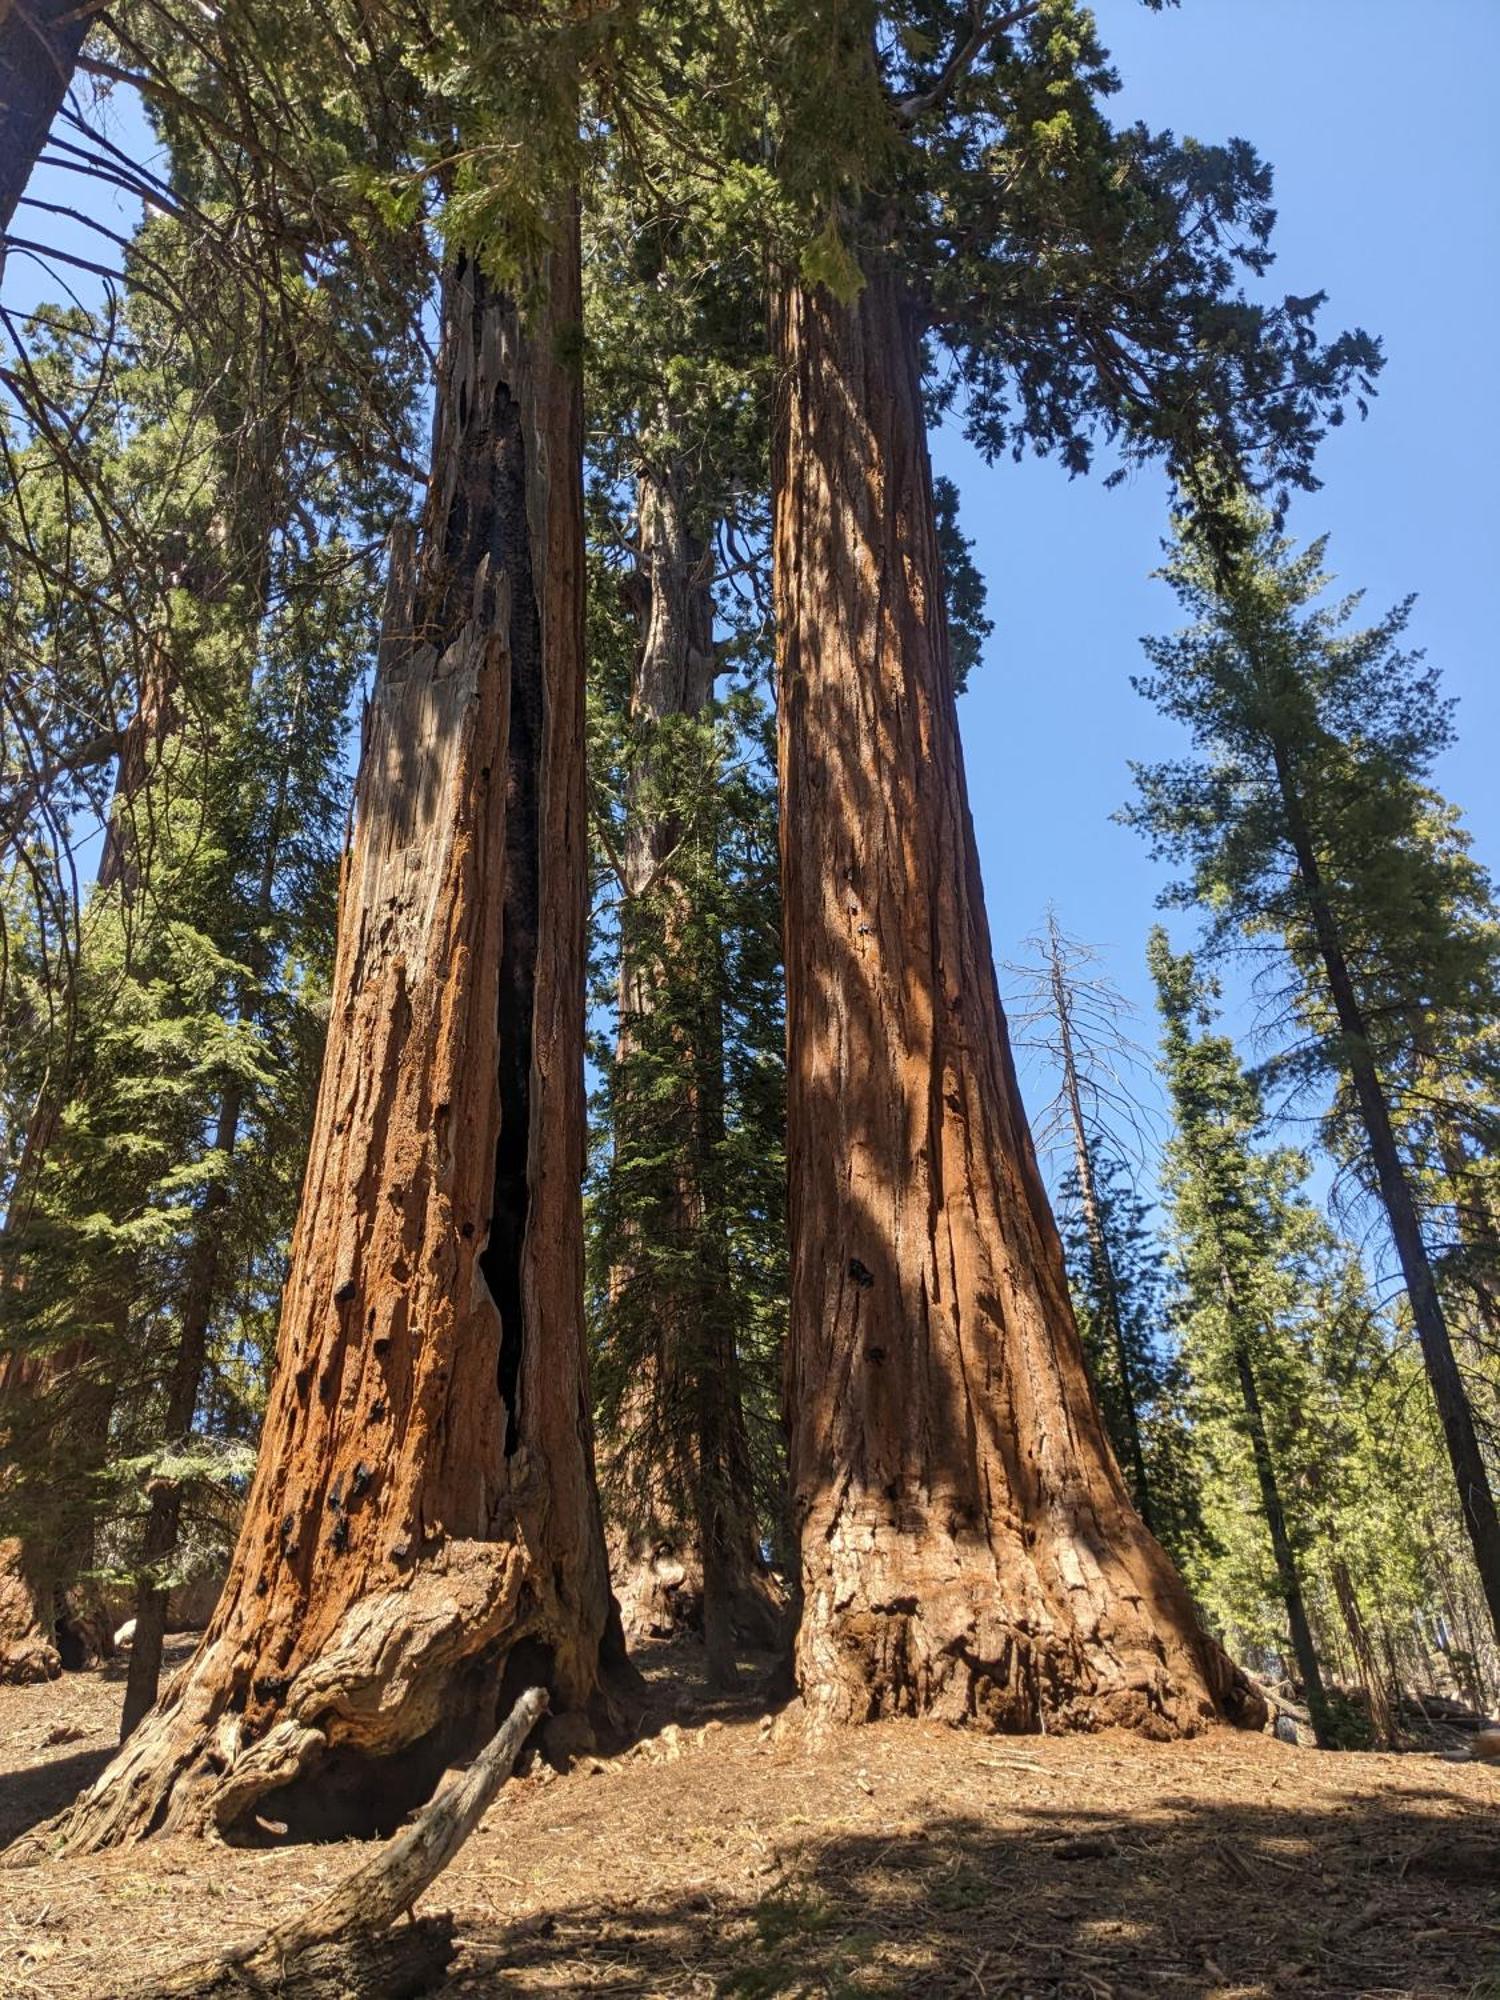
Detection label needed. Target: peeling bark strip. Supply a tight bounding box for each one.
[40,224,611,1851]
[772,262,1261,1735]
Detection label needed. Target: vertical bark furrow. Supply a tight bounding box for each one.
[41,225,611,1853]
[774,263,1259,1735]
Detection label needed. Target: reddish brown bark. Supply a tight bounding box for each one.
[772,261,1261,1735]
[45,229,613,1850]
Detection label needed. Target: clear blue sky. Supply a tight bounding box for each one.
[940,0,1500,1167]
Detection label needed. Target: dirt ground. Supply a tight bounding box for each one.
[1,1640,1497,1999]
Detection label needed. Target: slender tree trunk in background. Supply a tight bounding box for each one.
[49,226,615,1852]
[0,0,96,253]
[605,462,771,1678]
[1269,753,1500,1649]
[1432,1109,1500,1440]
[119,676,294,1737]
[771,260,1261,1735]
[1047,934,1155,1529]
[1329,1560,1395,1747]
[1221,1298,1332,1746]
[0,642,180,1683]
[117,1084,241,1740]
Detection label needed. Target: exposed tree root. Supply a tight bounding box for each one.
[8,1542,535,1859]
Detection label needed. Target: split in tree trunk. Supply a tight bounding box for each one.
[38,227,614,1852]
[772,259,1262,1735]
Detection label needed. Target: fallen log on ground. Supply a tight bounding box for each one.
[107,1684,549,1999]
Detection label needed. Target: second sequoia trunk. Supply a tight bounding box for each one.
[773,260,1259,1734]
[48,235,613,1850]
[604,462,774,1673]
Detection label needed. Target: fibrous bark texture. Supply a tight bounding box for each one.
[772,262,1261,1736]
[43,230,611,1850]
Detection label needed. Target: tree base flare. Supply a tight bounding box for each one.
[794,1502,1264,1740]
[12,1541,541,1858]
[608,1524,785,1655]
[100,1687,546,1998]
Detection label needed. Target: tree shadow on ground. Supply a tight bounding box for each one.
[0,1744,113,1846]
[447,1787,1500,1997]
[610,1638,792,1753]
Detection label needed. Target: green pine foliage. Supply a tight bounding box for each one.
[1059,1155,1202,1572]
[0,187,401,1619]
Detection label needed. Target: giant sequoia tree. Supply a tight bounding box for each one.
[50,229,615,1849]
[764,0,1375,1729]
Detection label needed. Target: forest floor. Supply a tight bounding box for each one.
[0,1638,1497,1999]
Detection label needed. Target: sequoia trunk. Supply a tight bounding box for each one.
[605,463,772,1676]
[47,230,613,1851]
[772,261,1258,1734]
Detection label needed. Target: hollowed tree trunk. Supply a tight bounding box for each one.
[47,229,613,1852]
[772,260,1261,1736]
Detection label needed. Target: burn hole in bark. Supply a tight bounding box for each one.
[471,346,544,1463]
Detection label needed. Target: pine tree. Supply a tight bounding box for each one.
[1128,497,1500,1645]
[1149,931,1338,1746]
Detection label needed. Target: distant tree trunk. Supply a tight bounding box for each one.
[119,676,295,1737]
[1329,1556,1395,1747]
[1268,748,1500,1648]
[604,460,773,1680]
[1047,934,1155,1529]
[771,259,1261,1735]
[1216,1268,1332,1747]
[0,0,97,252]
[1431,1107,1500,1436]
[50,225,615,1852]
[0,638,178,1683]
[117,1082,240,1740]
